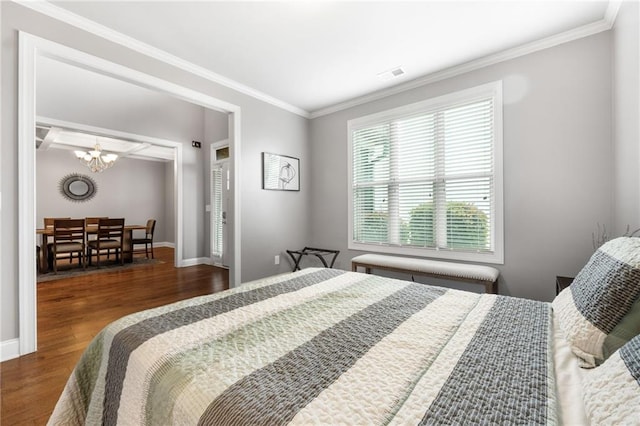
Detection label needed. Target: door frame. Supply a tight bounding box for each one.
[18,32,243,355]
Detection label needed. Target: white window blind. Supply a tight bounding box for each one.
[212,164,223,258]
[348,82,503,263]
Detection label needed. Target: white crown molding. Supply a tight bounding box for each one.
[604,0,622,27]
[310,16,615,119]
[14,0,310,118]
[16,0,617,121]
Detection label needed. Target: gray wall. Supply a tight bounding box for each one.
[36,149,168,242]
[309,32,613,302]
[164,161,175,246]
[1,2,309,344]
[612,1,640,237]
[239,97,310,277]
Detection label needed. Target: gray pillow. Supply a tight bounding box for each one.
[552,237,640,367]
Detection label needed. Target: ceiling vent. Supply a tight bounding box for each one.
[377,66,405,81]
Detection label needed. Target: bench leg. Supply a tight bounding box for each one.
[485,281,498,294]
[351,263,371,274]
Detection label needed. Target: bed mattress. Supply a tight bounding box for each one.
[49,268,559,425]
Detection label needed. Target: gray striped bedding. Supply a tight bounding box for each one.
[48,268,556,425]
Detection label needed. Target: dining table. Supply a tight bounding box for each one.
[36,223,147,273]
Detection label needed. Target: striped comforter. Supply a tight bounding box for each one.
[48,268,556,425]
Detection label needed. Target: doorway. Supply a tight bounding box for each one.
[18,32,243,355]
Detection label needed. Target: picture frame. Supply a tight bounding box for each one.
[262,152,300,191]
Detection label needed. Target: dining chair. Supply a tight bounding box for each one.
[44,217,71,228]
[85,216,109,255]
[48,218,86,274]
[87,218,125,268]
[132,219,156,259]
[42,217,72,270]
[85,216,108,226]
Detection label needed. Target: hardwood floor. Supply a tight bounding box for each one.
[0,247,229,425]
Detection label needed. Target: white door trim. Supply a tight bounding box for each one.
[18,31,242,356]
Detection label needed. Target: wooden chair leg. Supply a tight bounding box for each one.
[48,251,53,272]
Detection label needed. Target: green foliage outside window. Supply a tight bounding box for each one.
[359,212,388,243]
[410,202,488,248]
[358,202,488,249]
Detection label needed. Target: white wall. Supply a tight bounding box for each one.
[612,1,640,236]
[1,2,309,345]
[36,149,168,241]
[309,32,613,302]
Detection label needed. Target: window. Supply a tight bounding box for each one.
[348,81,503,264]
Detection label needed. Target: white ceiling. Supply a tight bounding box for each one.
[36,124,176,161]
[50,1,612,115]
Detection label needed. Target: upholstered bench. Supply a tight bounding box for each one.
[351,253,500,294]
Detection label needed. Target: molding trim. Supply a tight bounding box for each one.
[604,1,622,27]
[14,1,617,121]
[181,257,213,267]
[155,241,175,249]
[1,339,20,362]
[14,0,309,118]
[309,16,616,118]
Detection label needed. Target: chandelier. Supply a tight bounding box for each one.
[74,143,118,173]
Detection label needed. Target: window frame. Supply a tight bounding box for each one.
[347,81,504,264]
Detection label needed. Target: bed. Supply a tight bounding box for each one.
[48,237,640,425]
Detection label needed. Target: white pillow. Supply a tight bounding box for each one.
[582,333,640,424]
[552,237,640,367]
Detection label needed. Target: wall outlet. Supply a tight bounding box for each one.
[274,255,280,265]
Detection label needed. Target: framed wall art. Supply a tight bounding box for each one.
[262,152,300,191]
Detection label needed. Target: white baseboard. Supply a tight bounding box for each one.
[1,338,20,362]
[153,243,210,267]
[181,257,212,267]
[155,241,175,248]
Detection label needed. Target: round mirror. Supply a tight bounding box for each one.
[68,180,90,197]
[59,173,97,202]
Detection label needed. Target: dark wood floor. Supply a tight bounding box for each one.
[0,247,229,425]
